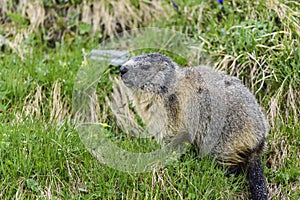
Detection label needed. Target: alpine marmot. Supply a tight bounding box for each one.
[118,53,269,200]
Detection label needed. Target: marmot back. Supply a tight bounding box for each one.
[118,53,269,200]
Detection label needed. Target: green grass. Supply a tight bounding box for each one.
[0,0,299,199]
[0,118,298,199]
[0,119,247,199]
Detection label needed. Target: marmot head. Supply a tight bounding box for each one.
[120,53,177,93]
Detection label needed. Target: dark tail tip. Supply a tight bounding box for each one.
[247,154,268,200]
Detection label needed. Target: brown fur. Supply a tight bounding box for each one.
[116,53,269,199]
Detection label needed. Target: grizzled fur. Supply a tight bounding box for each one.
[120,53,269,200]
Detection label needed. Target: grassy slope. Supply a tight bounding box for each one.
[0,0,299,199]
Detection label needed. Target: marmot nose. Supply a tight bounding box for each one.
[120,65,128,76]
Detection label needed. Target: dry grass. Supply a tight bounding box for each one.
[16,81,70,124]
[81,1,170,36]
[267,0,300,37]
[0,0,173,56]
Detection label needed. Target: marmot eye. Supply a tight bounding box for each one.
[141,65,151,70]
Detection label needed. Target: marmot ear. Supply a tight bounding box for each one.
[160,62,170,70]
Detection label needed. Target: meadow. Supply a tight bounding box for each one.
[0,0,299,199]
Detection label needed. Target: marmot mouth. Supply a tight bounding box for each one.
[121,79,134,88]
